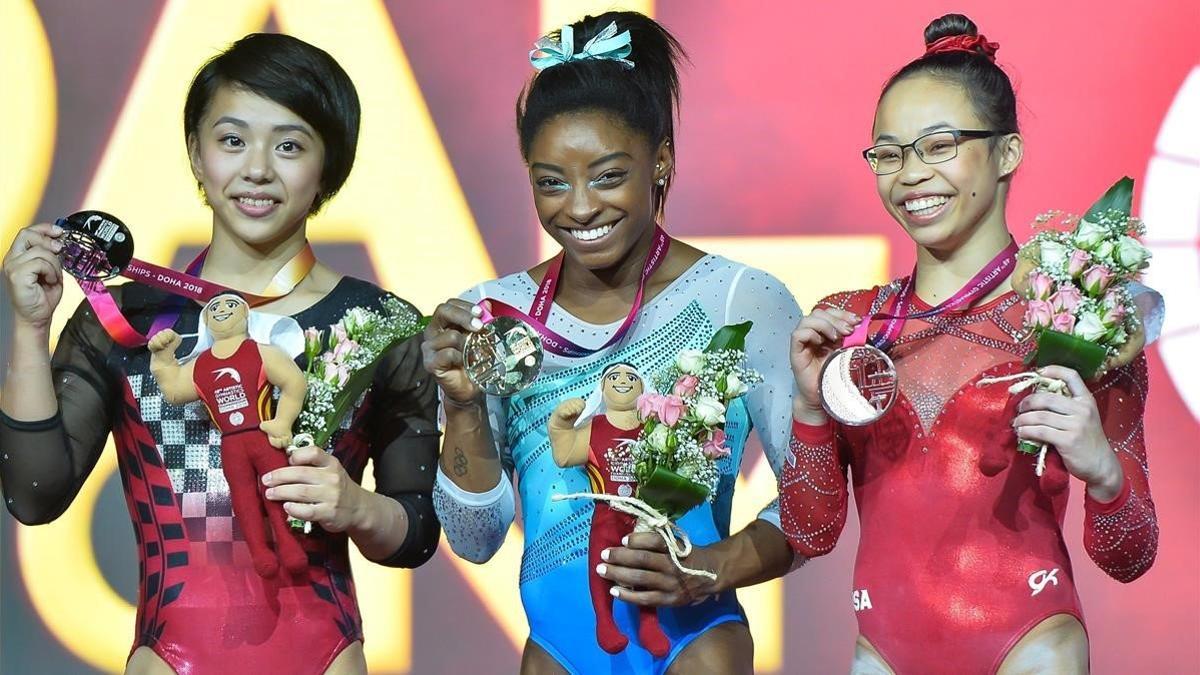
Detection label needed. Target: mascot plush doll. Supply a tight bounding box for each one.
[547,363,669,658]
[149,291,308,577]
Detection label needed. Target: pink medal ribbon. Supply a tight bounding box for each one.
[845,239,1020,351]
[57,210,315,348]
[479,226,671,358]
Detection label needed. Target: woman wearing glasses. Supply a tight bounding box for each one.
[778,13,1160,674]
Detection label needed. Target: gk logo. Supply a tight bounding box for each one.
[1028,568,1060,596]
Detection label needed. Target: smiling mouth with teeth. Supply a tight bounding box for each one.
[612,385,634,393]
[211,312,233,322]
[564,223,615,242]
[903,195,951,216]
[238,197,278,207]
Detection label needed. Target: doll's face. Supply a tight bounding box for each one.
[204,295,250,340]
[601,365,643,411]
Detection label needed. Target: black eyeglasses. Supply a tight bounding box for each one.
[862,129,1001,175]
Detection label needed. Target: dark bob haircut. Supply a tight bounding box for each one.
[183,33,361,214]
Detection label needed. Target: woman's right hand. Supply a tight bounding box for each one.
[2,223,66,332]
[421,298,485,406]
[789,308,859,424]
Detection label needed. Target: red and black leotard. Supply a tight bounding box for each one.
[0,277,440,674]
[779,284,1159,675]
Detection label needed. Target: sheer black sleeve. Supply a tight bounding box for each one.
[0,297,117,524]
[362,311,441,568]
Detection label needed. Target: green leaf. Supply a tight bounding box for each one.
[706,322,753,352]
[637,467,710,519]
[1083,177,1134,221]
[1033,329,1108,380]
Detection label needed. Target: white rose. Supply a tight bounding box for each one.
[724,372,748,398]
[344,307,374,335]
[1115,236,1151,271]
[676,349,705,375]
[1073,311,1108,342]
[647,425,670,451]
[1039,240,1068,271]
[1093,240,1115,263]
[1074,219,1107,250]
[693,396,726,426]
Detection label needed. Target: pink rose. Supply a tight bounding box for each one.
[333,338,359,362]
[333,324,349,343]
[1049,285,1084,314]
[304,326,321,351]
[1023,299,1054,329]
[336,364,352,388]
[673,374,699,398]
[1067,248,1091,278]
[1101,291,1128,326]
[659,395,687,427]
[1052,312,1076,334]
[636,393,663,421]
[1028,271,1054,301]
[1081,265,1116,297]
[702,428,730,459]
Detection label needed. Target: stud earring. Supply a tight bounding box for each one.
[656,177,666,186]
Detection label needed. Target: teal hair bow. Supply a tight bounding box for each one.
[529,21,634,71]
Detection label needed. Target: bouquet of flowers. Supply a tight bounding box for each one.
[1015,176,1150,378]
[628,322,762,519]
[288,296,427,529]
[997,176,1151,470]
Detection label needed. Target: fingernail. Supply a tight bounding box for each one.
[264,488,275,499]
[51,240,63,251]
[601,549,610,562]
[621,536,629,546]
[50,224,63,235]
[610,587,621,598]
[470,318,484,330]
[596,564,607,576]
[470,305,483,317]
[262,473,271,485]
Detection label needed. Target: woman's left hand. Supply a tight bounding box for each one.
[1012,365,1124,501]
[597,532,722,607]
[262,445,368,533]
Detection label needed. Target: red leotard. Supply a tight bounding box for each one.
[780,285,1159,674]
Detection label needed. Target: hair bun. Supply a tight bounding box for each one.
[924,13,979,45]
[922,14,998,62]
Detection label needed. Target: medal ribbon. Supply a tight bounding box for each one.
[66,238,316,349]
[844,239,1019,351]
[479,226,670,359]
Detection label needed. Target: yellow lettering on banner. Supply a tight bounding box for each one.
[275,1,493,314]
[17,443,130,672]
[0,0,56,251]
[23,1,496,672]
[540,0,655,33]
[687,236,890,314]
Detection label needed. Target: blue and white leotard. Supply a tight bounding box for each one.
[433,255,800,674]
